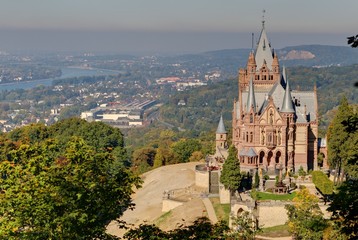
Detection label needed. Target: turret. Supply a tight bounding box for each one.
[281,77,295,113]
[246,77,256,113]
[216,115,228,149]
[247,51,256,74]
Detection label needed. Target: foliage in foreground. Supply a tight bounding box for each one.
[0,119,141,239]
[124,213,259,240]
[124,217,229,240]
[285,189,328,240]
[328,179,358,239]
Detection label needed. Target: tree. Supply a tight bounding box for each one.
[0,137,140,239]
[124,217,229,240]
[327,112,358,239]
[220,145,242,193]
[327,96,354,184]
[347,35,358,48]
[328,179,358,239]
[228,211,260,240]
[171,139,202,163]
[132,147,156,167]
[189,150,204,162]
[153,147,164,168]
[285,189,328,240]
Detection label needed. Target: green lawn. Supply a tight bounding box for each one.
[256,191,297,201]
[209,197,230,223]
[259,224,291,238]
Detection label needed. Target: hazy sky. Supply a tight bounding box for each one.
[0,0,356,54]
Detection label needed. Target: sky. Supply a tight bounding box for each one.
[0,0,356,54]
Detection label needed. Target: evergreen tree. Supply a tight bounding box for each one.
[327,96,354,184]
[220,145,242,193]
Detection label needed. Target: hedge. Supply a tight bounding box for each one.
[311,171,333,195]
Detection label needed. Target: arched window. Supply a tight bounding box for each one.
[259,151,265,164]
[275,151,281,164]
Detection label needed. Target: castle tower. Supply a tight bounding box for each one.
[216,115,227,149]
[280,77,295,172]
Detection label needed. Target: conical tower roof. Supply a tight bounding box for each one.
[216,115,227,134]
[246,77,256,113]
[255,22,274,71]
[281,77,295,113]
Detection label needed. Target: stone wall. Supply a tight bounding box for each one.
[258,205,288,227]
[195,164,209,190]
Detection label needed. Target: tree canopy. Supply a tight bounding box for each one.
[347,35,358,48]
[0,119,140,239]
[327,96,355,184]
[285,189,328,240]
[5,118,130,167]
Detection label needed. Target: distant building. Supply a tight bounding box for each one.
[81,100,157,128]
[177,99,186,106]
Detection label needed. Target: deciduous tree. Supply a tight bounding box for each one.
[0,134,140,239]
[285,189,328,240]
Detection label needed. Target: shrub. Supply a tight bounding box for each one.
[311,171,333,195]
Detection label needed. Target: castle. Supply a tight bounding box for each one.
[231,20,319,175]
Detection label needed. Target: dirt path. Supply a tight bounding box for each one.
[106,162,204,237]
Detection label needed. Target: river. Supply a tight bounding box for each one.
[0,67,122,91]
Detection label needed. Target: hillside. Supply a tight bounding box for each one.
[169,45,358,78]
[160,64,358,137]
[106,162,206,237]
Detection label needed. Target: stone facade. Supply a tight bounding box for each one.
[232,22,319,174]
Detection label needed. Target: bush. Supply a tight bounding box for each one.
[311,171,333,195]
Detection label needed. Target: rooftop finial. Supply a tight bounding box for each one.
[262,9,266,28]
[251,32,254,51]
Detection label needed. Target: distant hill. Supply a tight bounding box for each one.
[179,45,358,72]
[278,45,358,67]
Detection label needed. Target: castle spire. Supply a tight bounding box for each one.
[255,15,274,71]
[281,77,295,113]
[246,77,256,113]
[216,114,227,134]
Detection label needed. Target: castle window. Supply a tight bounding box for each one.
[270,75,273,80]
[250,114,253,123]
[255,75,259,80]
[250,132,253,143]
[267,132,273,143]
[246,132,249,142]
[263,75,267,80]
[278,130,282,145]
